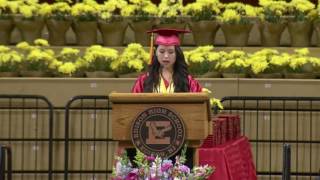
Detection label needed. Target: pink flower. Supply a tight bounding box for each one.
[161,162,173,172]
[146,155,156,162]
[125,169,138,180]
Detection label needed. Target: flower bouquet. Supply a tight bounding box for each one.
[112,147,214,180]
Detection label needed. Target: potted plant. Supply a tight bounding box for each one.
[71,0,99,45]
[218,2,257,46]
[111,43,148,78]
[157,0,185,27]
[53,47,82,77]
[98,0,128,46]
[80,45,119,78]
[287,0,316,47]
[217,50,250,78]
[182,0,222,45]
[17,39,55,77]
[0,0,16,44]
[123,0,158,46]
[313,2,320,46]
[14,0,47,44]
[258,0,289,46]
[184,46,221,77]
[45,2,72,45]
[284,48,316,78]
[0,46,22,77]
[248,49,284,78]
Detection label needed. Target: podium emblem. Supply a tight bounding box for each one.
[131,106,185,158]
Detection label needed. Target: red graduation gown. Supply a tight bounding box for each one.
[131,73,202,93]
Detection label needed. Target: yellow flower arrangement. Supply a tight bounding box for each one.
[184,46,220,76]
[182,0,222,21]
[111,43,148,74]
[219,2,258,24]
[0,0,18,19]
[56,47,80,63]
[247,49,285,75]
[98,0,128,22]
[158,0,184,24]
[217,50,250,73]
[258,0,289,23]
[0,46,22,72]
[50,47,80,76]
[80,45,119,72]
[287,0,317,21]
[17,39,55,72]
[57,62,77,76]
[121,0,158,22]
[45,2,71,21]
[71,0,99,21]
[286,48,313,73]
[16,0,48,20]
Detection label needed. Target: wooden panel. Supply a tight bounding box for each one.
[109,92,210,103]
[112,103,209,141]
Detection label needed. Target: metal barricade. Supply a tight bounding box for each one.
[0,145,12,180]
[0,95,53,180]
[218,96,320,179]
[64,96,115,180]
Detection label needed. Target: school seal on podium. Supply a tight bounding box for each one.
[131,106,185,158]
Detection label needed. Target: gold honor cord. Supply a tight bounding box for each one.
[154,76,174,93]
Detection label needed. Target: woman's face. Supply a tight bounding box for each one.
[156,45,176,70]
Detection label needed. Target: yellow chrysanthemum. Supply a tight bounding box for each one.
[0,46,10,53]
[34,39,49,47]
[294,48,309,56]
[219,9,241,23]
[111,43,148,73]
[58,62,77,75]
[61,48,80,56]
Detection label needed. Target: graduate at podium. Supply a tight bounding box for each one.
[130,28,205,167]
[132,28,202,93]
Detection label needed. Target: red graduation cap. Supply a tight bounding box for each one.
[147,28,191,46]
[147,28,190,64]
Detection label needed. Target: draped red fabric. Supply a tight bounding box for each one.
[199,136,257,180]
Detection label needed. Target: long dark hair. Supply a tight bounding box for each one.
[143,46,190,92]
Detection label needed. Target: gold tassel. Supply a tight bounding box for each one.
[149,32,154,65]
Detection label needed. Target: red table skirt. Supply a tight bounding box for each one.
[199,136,257,180]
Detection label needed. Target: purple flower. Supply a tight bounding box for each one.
[179,165,190,174]
[125,169,138,180]
[161,161,173,172]
[146,155,156,162]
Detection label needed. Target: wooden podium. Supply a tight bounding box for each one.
[109,92,212,163]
